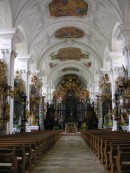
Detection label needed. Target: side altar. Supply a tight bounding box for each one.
[65,123,77,133]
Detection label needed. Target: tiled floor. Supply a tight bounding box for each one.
[32,134,106,173]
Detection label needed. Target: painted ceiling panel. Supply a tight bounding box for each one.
[54,27,84,38]
[49,0,88,17]
[62,67,79,72]
[51,47,89,61]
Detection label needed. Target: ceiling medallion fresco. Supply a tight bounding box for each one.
[51,47,89,61]
[49,0,88,17]
[55,27,84,38]
[53,75,89,102]
[62,67,79,72]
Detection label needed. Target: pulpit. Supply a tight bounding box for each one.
[65,123,77,133]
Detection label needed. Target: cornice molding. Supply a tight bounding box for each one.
[0,28,16,38]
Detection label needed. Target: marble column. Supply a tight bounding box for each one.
[1,49,16,134]
[98,68,106,129]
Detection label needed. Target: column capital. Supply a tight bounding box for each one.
[122,25,130,49]
[0,28,16,50]
[100,68,107,74]
[16,54,31,70]
[108,52,124,67]
[17,54,31,62]
[122,25,130,35]
[0,28,16,38]
[92,82,98,86]
[1,48,10,54]
[11,50,17,58]
[100,68,106,72]
[108,52,123,58]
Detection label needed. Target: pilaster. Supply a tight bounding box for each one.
[122,25,130,77]
[15,55,31,131]
[0,28,16,134]
[43,84,53,103]
[108,52,124,96]
[16,54,31,100]
[108,52,124,131]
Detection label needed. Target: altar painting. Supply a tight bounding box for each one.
[30,101,39,126]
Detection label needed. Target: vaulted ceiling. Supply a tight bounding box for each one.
[1,0,129,90]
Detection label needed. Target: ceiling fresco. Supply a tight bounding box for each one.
[7,0,127,101]
[49,0,88,17]
[62,67,79,72]
[54,27,84,38]
[51,47,89,61]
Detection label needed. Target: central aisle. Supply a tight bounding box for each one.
[32,134,106,173]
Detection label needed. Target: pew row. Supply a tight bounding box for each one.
[82,129,130,173]
[0,130,61,173]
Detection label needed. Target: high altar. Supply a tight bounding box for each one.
[65,123,77,133]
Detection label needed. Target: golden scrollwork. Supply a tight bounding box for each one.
[0,60,14,134]
[14,70,25,95]
[51,47,89,61]
[98,73,112,102]
[53,75,89,101]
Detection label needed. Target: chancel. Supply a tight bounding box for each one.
[0,0,130,172]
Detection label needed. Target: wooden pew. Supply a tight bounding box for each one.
[82,130,130,173]
[0,147,18,173]
[0,131,61,173]
[116,146,130,173]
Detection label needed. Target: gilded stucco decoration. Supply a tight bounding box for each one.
[62,67,79,72]
[14,71,25,94]
[99,73,111,101]
[54,27,84,38]
[0,60,7,86]
[0,60,14,134]
[113,66,130,125]
[53,75,89,102]
[96,73,112,127]
[13,70,26,125]
[49,0,88,17]
[30,76,41,96]
[115,66,130,109]
[29,76,42,126]
[51,47,89,61]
